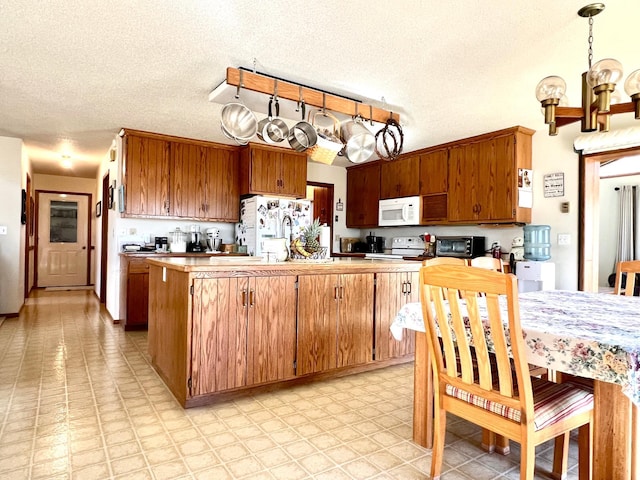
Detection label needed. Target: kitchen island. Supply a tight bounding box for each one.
[146,256,421,407]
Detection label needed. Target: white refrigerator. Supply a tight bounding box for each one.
[235,196,313,257]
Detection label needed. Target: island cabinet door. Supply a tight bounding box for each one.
[296,274,340,376]
[190,277,248,396]
[337,273,375,368]
[246,275,297,385]
[374,272,417,361]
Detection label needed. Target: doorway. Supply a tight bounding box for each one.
[307,182,334,254]
[36,191,91,287]
[579,145,640,291]
[100,173,109,303]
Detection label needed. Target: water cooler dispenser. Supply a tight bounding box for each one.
[516,261,555,293]
[516,224,555,292]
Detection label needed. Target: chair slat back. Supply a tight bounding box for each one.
[470,256,503,272]
[419,264,534,415]
[614,260,640,296]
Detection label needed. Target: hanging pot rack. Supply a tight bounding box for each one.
[225,67,400,125]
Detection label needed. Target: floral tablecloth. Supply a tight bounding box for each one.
[392,290,640,406]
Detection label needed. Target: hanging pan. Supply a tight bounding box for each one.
[220,70,258,144]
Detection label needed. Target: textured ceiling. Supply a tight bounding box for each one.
[0,0,638,178]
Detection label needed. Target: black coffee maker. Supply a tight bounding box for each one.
[366,232,384,253]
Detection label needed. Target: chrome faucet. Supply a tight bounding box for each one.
[281,214,293,242]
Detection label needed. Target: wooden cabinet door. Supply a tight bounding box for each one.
[204,147,239,221]
[248,147,281,194]
[420,149,448,195]
[337,273,374,368]
[374,272,417,361]
[247,275,297,385]
[169,142,205,218]
[191,277,248,396]
[126,272,149,330]
[476,134,516,221]
[346,162,380,228]
[380,155,420,199]
[448,142,480,222]
[124,134,170,216]
[279,151,307,198]
[297,274,339,375]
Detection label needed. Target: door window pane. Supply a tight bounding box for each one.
[50,201,78,243]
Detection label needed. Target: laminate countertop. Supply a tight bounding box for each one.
[145,256,422,275]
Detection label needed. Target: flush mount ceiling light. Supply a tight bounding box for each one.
[535,3,640,136]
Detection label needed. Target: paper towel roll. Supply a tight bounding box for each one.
[319,226,331,259]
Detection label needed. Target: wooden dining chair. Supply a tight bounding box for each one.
[614,260,640,296]
[469,256,503,272]
[419,264,593,480]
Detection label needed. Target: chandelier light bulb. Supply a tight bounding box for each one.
[586,58,624,88]
[535,76,567,102]
[624,69,640,97]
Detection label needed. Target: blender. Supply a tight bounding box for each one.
[187,224,204,252]
[205,228,222,252]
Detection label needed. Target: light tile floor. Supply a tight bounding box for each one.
[0,290,582,479]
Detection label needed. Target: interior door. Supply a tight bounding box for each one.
[37,193,89,287]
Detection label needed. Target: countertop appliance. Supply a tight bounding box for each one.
[365,232,385,253]
[364,236,424,260]
[154,236,168,252]
[435,236,486,259]
[205,228,222,252]
[187,224,204,252]
[378,196,422,227]
[235,195,312,257]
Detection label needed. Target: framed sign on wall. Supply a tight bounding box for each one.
[543,172,565,198]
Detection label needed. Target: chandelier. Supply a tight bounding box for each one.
[535,3,640,136]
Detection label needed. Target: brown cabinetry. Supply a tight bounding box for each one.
[297,273,374,375]
[419,148,449,223]
[170,142,240,221]
[122,257,150,330]
[346,162,381,228]
[123,133,171,217]
[380,155,420,199]
[190,275,297,395]
[448,127,533,223]
[374,272,418,361]
[239,144,307,198]
[121,129,240,221]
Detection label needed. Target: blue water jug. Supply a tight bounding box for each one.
[523,225,551,261]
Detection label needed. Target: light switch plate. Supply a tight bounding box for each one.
[0,225,6,235]
[558,234,571,245]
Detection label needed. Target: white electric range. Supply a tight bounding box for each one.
[364,236,425,260]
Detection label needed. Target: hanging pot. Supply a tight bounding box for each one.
[220,71,257,144]
[307,109,344,165]
[257,97,289,144]
[341,115,375,164]
[287,101,317,152]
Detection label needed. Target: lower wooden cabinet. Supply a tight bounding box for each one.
[191,275,297,396]
[297,273,375,375]
[374,272,418,360]
[122,257,149,330]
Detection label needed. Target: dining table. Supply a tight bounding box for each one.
[392,289,640,480]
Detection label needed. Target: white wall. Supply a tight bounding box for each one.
[0,136,26,315]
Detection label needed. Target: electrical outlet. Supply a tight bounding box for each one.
[0,225,7,235]
[558,234,571,245]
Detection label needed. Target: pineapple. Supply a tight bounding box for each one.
[302,218,322,253]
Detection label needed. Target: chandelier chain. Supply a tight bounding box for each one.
[587,15,594,69]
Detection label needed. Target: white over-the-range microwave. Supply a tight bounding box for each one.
[378,196,422,226]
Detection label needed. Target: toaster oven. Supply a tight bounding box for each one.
[435,236,486,259]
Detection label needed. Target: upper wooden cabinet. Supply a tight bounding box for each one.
[346,162,380,228]
[120,129,240,221]
[419,149,448,195]
[448,126,533,224]
[170,142,239,221]
[380,155,420,199]
[239,144,307,198]
[123,133,171,217]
